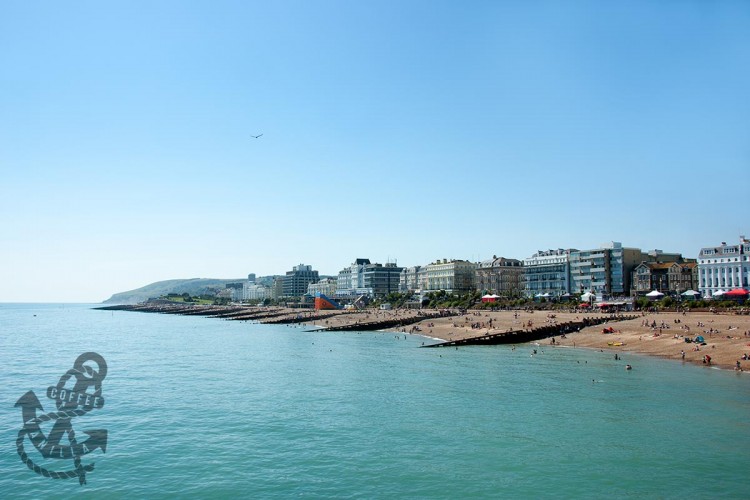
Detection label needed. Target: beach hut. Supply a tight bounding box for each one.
[646,290,664,299]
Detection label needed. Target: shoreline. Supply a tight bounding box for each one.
[99,303,750,372]
[294,307,750,372]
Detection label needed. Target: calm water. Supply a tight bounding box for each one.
[2,303,749,499]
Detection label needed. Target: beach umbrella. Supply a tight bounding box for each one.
[681,290,700,296]
[712,290,726,297]
[646,290,664,298]
[579,303,590,308]
[724,288,749,297]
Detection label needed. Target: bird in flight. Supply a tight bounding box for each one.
[251,134,263,139]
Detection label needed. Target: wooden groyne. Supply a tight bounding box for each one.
[96,303,347,325]
[316,311,459,332]
[422,315,638,347]
[263,311,343,325]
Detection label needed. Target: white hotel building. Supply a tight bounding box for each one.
[697,237,750,297]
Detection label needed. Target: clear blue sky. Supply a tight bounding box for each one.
[1,1,748,302]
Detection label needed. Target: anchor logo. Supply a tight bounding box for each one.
[15,352,108,485]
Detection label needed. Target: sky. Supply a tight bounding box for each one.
[1,0,749,302]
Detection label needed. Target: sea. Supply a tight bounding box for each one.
[1,303,749,499]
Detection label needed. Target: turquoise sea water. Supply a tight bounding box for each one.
[2,303,749,499]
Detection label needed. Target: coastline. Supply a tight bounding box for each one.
[99,303,750,372]
[293,307,750,372]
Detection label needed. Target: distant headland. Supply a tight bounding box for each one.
[103,278,247,305]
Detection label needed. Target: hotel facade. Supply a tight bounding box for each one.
[336,259,403,298]
[523,249,576,298]
[475,256,524,296]
[422,259,477,293]
[569,242,644,297]
[697,237,750,297]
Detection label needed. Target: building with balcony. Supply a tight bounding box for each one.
[570,242,645,297]
[336,259,403,298]
[243,282,270,301]
[307,277,338,297]
[422,259,477,293]
[475,256,524,296]
[399,266,423,293]
[698,237,750,297]
[282,264,319,298]
[523,249,576,298]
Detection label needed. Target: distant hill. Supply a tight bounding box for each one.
[103,278,247,304]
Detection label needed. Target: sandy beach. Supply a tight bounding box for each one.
[296,307,750,372]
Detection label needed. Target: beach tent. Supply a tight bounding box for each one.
[646,290,664,298]
[681,290,700,297]
[581,292,595,302]
[724,289,748,303]
[481,294,499,303]
[712,290,726,297]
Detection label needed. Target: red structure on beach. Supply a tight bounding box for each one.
[314,293,342,310]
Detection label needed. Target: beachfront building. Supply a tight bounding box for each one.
[475,256,524,296]
[307,277,337,297]
[399,265,423,293]
[631,261,698,296]
[270,278,284,299]
[697,237,750,297]
[225,283,244,302]
[422,259,477,293]
[243,282,270,301]
[282,264,319,298]
[570,242,645,297]
[336,259,404,298]
[523,249,576,298]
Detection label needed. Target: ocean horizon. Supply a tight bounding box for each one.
[2,303,749,498]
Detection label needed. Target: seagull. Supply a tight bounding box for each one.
[251,134,263,139]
